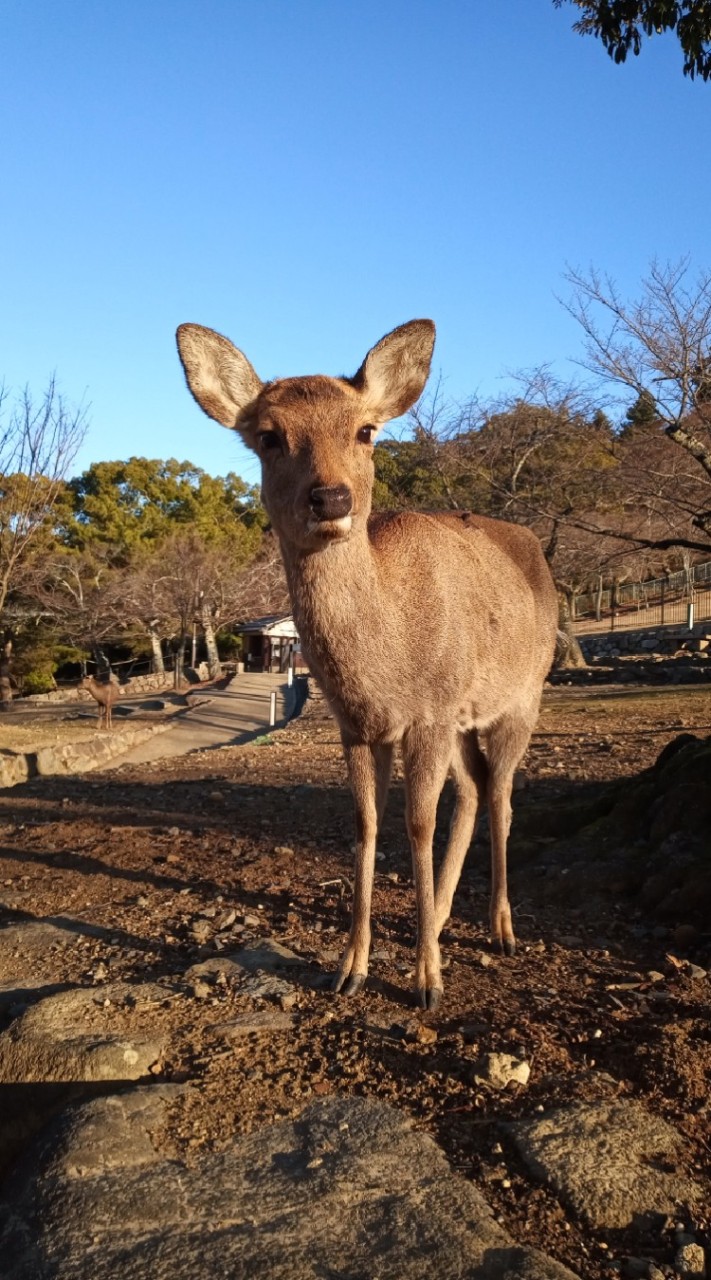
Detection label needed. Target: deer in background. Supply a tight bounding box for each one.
[79,675,119,730]
[177,320,558,1009]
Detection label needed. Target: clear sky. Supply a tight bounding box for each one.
[1,1,709,491]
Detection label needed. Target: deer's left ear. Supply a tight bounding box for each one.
[352,320,435,421]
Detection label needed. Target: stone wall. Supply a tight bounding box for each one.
[22,673,173,705]
[580,624,710,662]
[0,716,178,790]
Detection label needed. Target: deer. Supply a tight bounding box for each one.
[176,320,559,1009]
[79,675,120,730]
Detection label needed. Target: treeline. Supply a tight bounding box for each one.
[3,260,711,689]
[374,375,710,622]
[2,442,289,691]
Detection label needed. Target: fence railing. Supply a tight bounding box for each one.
[572,560,711,637]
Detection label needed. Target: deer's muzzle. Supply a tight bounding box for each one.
[308,484,353,522]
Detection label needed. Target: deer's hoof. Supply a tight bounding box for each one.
[417,986,443,1011]
[493,938,516,957]
[333,971,366,997]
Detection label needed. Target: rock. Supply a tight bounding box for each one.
[472,1053,531,1089]
[0,983,167,1083]
[620,1259,650,1278]
[400,1019,438,1045]
[674,1242,706,1277]
[209,1010,295,1039]
[229,939,304,973]
[0,1091,581,1279]
[215,908,237,929]
[240,972,295,1001]
[190,919,213,944]
[0,917,105,970]
[508,1100,702,1229]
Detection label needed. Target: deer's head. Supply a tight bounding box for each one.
[176,321,435,552]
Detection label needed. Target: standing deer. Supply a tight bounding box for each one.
[177,320,558,1009]
[79,675,119,730]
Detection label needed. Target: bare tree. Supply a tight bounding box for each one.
[134,530,276,685]
[563,259,711,552]
[29,548,124,671]
[0,376,88,621]
[229,533,290,621]
[388,372,623,664]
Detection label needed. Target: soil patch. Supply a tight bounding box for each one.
[0,680,709,1279]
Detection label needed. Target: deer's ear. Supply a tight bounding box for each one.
[176,324,263,434]
[352,320,435,421]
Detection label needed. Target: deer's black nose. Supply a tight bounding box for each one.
[309,484,353,521]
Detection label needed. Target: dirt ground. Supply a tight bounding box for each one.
[1,680,710,1279]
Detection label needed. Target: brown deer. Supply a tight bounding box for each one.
[177,320,558,1009]
[79,675,119,730]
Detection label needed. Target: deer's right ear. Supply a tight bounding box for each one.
[176,324,263,435]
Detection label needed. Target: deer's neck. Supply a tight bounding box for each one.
[280,530,393,723]
[283,531,380,648]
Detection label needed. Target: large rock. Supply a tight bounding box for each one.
[508,1100,702,1230]
[0,983,167,1084]
[0,918,106,1011]
[0,1091,580,1280]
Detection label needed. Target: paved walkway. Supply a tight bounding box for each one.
[110,673,295,766]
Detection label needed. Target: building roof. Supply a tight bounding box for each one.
[236,614,299,638]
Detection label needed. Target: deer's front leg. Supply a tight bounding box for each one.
[402,723,454,1010]
[333,740,379,997]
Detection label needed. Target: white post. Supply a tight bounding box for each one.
[287,666,293,687]
[269,689,277,726]
[687,601,695,630]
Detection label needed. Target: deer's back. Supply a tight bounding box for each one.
[368,509,557,626]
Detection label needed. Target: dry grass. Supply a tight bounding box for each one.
[0,717,101,753]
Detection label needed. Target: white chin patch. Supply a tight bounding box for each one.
[308,515,353,539]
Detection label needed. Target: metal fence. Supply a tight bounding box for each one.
[572,559,711,636]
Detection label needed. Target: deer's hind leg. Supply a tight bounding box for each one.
[434,731,488,938]
[485,711,536,956]
[333,740,392,997]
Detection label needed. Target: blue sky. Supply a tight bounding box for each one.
[1,1,709,491]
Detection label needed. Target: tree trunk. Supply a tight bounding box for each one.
[554,592,587,669]
[595,575,603,621]
[173,633,186,690]
[148,625,165,676]
[200,601,222,679]
[0,640,13,710]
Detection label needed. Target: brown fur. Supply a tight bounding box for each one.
[176,319,559,1008]
[79,675,119,730]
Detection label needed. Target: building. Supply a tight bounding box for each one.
[235,615,305,673]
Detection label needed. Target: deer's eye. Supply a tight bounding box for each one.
[258,430,281,453]
[356,424,376,445]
